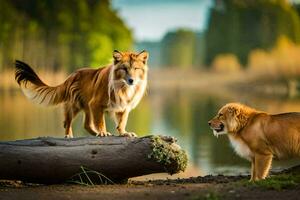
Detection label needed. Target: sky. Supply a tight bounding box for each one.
[112,0,213,42]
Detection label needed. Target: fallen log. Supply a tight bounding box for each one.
[0,135,187,184]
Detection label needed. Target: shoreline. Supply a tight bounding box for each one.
[0,169,299,200]
[2,69,297,98]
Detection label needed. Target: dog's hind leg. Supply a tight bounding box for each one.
[63,103,80,138]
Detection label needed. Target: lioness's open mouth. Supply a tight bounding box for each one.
[214,127,224,132]
[210,123,224,133]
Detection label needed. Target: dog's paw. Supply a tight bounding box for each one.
[120,132,137,137]
[97,131,112,137]
[64,134,73,139]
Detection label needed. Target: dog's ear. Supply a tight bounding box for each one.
[228,107,237,115]
[227,107,242,133]
[137,50,149,64]
[113,50,123,63]
[230,106,242,116]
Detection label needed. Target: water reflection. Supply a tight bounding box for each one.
[1,88,300,178]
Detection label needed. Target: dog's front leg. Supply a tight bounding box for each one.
[90,101,111,137]
[254,153,273,180]
[115,109,137,137]
[83,105,99,136]
[250,158,256,181]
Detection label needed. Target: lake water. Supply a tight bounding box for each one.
[1,86,300,179]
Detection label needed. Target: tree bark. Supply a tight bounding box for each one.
[0,135,187,184]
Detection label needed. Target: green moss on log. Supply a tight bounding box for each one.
[147,136,188,174]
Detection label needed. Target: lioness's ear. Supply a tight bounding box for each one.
[228,107,238,115]
[113,50,123,63]
[232,108,240,116]
[137,50,149,64]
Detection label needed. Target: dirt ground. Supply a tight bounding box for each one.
[1,175,300,200]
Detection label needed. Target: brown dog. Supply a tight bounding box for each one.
[208,103,300,181]
[15,50,149,138]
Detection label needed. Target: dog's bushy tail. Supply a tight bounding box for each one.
[15,60,67,106]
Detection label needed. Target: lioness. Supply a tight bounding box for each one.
[208,103,300,181]
[15,50,148,138]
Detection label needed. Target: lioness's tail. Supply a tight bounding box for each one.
[15,60,66,106]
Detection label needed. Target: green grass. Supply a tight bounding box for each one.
[241,173,300,190]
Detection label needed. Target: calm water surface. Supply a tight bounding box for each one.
[1,88,300,178]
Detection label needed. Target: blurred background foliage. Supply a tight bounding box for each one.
[136,0,300,77]
[0,0,132,72]
[205,0,300,66]
[1,0,300,75]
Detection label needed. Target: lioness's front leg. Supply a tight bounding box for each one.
[115,110,137,137]
[250,158,256,182]
[254,153,273,180]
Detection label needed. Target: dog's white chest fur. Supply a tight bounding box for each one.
[228,135,253,161]
[106,81,147,112]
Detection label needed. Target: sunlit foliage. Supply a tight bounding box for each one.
[211,54,241,73]
[248,35,300,78]
[0,0,132,71]
[205,0,300,66]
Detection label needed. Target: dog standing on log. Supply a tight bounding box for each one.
[15,50,149,138]
[208,103,300,181]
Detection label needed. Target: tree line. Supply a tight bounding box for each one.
[0,0,132,72]
[205,0,300,66]
[138,0,300,69]
[2,0,300,71]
